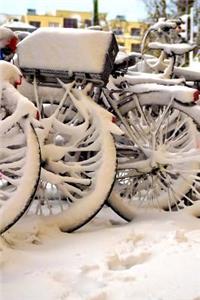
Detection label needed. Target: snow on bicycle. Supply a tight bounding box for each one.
[0,27,121,234]
[1,25,200,235]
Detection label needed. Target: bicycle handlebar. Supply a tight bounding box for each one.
[141,18,185,55]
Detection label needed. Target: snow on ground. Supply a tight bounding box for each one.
[1,207,200,300]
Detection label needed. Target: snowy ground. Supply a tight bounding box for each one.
[1,207,200,300]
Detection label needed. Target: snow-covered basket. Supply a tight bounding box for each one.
[17,27,118,86]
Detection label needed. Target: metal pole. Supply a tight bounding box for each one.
[186,0,189,14]
[189,6,194,65]
[92,0,99,26]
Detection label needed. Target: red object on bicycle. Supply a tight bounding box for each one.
[193,90,200,102]
[14,74,23,88]
[112,115,117,123]
[7,36,18,52]
[36,110,40,120]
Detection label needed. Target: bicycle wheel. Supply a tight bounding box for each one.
[108,95,200,220]
[28,86,117,232]
[0,103,40,234]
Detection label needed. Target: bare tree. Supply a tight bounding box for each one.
[143,0,200,46]
[143,0,197,20]
[173,0,196,14]
[142,0,168,22]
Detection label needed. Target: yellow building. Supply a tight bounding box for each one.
[21,10,148,53]
[56,10,107,29]
[22,9,108,29]
[109,18,149,52]
[22,14,63,28]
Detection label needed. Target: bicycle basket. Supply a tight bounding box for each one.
[17,27,119,87]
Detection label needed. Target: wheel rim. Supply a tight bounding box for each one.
[110,99,200,217]
[28,88,116,231]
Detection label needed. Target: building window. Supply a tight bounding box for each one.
[131,28,141,36]
[116,15,126,21]
[84,19,92,27]
[113,27,123,35]
[131,44,140,52]
[29,21,40,28]
[63,18,78,28]
[27,9,36,15]
[48,22,59,27]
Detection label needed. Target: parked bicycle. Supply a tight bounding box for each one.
[107,18,200,220]
[1,26,200,235]
[0,29,123,234]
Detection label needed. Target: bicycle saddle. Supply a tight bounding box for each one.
[149,42,196,55]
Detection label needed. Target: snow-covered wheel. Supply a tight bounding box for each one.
[28,85,117,232]
[0,118,41,234]
[108,97,200,220]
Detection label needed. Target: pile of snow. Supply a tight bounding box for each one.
[2,21,36,31]
[17,28,115,74]
[1,207,200,300]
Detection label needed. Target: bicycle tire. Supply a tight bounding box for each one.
[0,119,41,234]
[108,96,200,220]
[27,87,117,232]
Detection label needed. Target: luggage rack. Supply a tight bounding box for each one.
[21,66,110,88]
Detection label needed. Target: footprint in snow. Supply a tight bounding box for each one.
[81,264,100,274]
[107,252,151,271]
[88,290,107,300]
